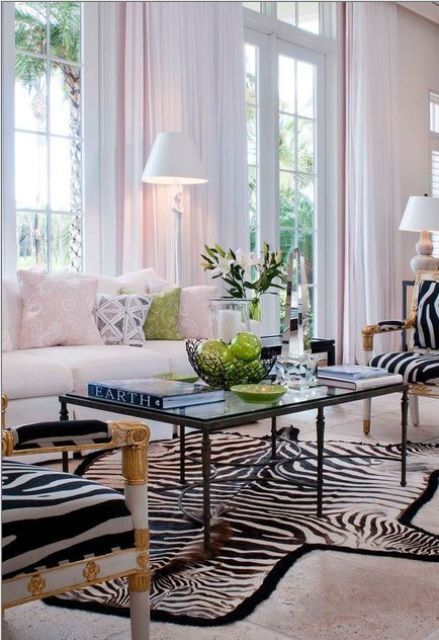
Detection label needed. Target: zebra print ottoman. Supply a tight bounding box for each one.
[2,459,135,580]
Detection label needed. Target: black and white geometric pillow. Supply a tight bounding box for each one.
[93,294,152,345]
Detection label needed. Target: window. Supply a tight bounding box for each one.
[2,2,99,275]
[245,44,259,252]
[244,4,334,336]
[244,2,321,35]
[14,2,83,272]
[430,91,439,256]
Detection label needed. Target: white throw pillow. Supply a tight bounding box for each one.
[94,294,152,345]
[145,272,176,294]
[116,268,157,294]
[177,285,217,338]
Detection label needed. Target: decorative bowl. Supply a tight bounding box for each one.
[230,383,288,403]
[186,338,276,390]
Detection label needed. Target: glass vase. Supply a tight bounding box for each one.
[249,297,262,321]
[210,299,251,343]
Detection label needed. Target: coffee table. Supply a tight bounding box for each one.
[59,382,408,555]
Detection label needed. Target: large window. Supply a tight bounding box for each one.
[14,2,83,272]
[244,2,320,34]
[244,3,334,336]
[2,1,99,274]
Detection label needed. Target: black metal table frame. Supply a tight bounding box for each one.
[59,383,408,556]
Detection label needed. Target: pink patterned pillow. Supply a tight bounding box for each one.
[177,285,217,339]
[18,270,103,349]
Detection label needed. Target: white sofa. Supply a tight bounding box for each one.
[2,271,196,438]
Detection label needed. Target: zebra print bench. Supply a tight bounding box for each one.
[1,404,151,640]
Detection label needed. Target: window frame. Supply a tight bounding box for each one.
[244,4,337,338]
[1,1,100,275]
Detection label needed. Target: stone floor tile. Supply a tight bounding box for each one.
[246,550,439,640]
[323,549,439,587]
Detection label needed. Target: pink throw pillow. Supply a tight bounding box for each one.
[177,285,217,339]
[18,270,103,349]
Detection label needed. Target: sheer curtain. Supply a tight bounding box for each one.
[116,2,248,283]
[342,2,401,362]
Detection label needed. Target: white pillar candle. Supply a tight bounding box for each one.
[218,309,241,343]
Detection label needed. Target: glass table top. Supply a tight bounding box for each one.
[66,382,404,426]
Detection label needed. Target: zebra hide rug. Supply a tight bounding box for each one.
[46,429,439,625]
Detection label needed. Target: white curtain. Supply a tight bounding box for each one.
[343,2,401,362]
[117,2,248,283]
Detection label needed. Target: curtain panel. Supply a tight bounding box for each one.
[115,1,248,284]
[342,1,402,363]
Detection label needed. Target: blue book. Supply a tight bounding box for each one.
[88,378,224,410]
[317,365,389,380]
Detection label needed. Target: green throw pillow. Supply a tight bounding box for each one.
[144,287,182,340]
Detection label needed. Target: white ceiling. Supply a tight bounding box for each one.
[398,2,439,24]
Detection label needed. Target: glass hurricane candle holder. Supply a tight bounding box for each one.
[210,299,251,344]
[276,353,316,390]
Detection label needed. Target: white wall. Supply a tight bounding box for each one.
[396,5,439,282]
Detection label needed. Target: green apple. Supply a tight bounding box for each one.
[230,332,262,362]
[197,339,231,363]
[197,339,231,376]
[224,357,249,386]
[246,359,267,383]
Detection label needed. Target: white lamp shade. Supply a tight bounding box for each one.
[399,196,439,232]
[142,132,208,185]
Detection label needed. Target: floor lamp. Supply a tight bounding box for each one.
[141,132,208,286]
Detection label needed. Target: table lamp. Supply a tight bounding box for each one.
[142,132,208,285]
[399,194,439,272]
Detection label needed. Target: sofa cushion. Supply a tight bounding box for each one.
[2,459,134,580]
[177,285,216,339]
[20,345,172,389]
[94,294,152,345]
[18,271,103,349]
[144,288,182,340]
[2,352,74,400]
[145,340,195,375]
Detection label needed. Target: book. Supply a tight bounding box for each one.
[88,378,225,409]
[317,373,403,390]
[317,365,389,381]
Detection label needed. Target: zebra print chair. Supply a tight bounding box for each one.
[1,395,150,640]
[362,271,439,435]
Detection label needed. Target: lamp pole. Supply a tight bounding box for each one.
[171,189,183,286]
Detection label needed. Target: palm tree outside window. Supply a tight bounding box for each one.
[14,2,83,272]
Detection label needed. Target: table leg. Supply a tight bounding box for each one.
[401,388,408,487]
[201,431,212,557]
[172,424,179,439]
[59,400,69,473]
[271,416,277,460]
[316,406,325,517]
[179,424,186,484]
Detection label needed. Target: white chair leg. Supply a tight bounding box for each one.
[129,584,150,640]
[363,398,372,436]
[409,394,420,426]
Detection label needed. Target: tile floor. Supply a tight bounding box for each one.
[2,394,438,640]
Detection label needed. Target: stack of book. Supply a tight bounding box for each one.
[317,365,403,390]
[88,378,225,409]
